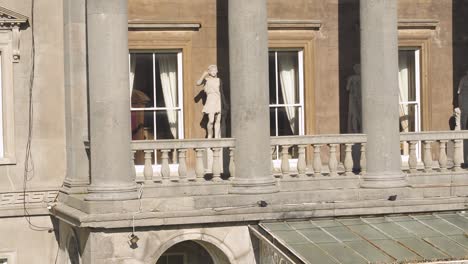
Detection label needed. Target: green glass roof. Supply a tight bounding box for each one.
[260,212,468,264]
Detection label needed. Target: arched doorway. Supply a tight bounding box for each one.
[155,240,230,264]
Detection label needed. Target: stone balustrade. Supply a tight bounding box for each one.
[400,131,468,173]
[130,131,468,184]
[270,134,367,178]
[131,138,235,183]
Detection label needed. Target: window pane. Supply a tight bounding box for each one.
[277,107,299,136]
[270,107,277,136]
[131,110,155,140]
[155,53,179,108]
[399,104,417,133]
[398,50,416,102]
[156,110,179,140]
[277,51,300,104]
[130,53,154,108]
[269,52,277,104]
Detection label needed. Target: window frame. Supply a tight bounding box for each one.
[0,30,16,165]
[0,250,16,264]
[398,30,431,131]
[129,50,185,140]
[269,31,316,136]
[399,47,423,161]
[268,49,305,137]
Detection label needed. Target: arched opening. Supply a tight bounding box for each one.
[155,240,230,264]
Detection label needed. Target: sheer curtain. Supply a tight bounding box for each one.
[398,53,409,132]
[278,53,297,134]
[157,54,178,138]
[129,54,136,93]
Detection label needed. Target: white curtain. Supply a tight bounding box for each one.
[129,54,136,94]
[158,54,178,138]
[278,53,297,134]
[398,53,409,132]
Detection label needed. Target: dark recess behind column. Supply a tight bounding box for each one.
[338,0,360,134]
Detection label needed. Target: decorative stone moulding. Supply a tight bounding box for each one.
[128,20,201,31]
[268,19,322,30]
[398,19,439,30]
[0,6,29,63]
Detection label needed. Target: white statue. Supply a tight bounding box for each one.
[196,65,222,139]
[346,64,362,133]
[458,70,468,130]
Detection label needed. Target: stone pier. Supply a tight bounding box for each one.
[228,0,278,194]
[85,0,137,200]
[360,0,407,188]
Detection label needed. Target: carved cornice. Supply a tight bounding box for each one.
[268,19,322,30]
[0,6,29,62]
[398,19,439,30]
[128,20,201,31]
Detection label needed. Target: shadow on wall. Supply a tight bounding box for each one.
[452,0,468,109]
[453,0,468,164]
[217,0,230,138]
[338,0,360,134]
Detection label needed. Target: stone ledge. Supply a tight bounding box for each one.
[50,196,468,229]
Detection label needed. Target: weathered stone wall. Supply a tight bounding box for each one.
[63,224,256,264]
[0,216,57,263]
[0,0,65,263]
[0,0,66,191]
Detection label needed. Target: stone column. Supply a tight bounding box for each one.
[62,0,89,194]
[228,0,278,194]
[85,0,137,200]
[360,0,407,188]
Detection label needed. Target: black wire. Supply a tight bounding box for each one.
[22,0,51,232]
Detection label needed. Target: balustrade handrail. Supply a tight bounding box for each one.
[131,138,235,150]
[270,134,367,145]
[400,130,468,141]
[130,130,468,150]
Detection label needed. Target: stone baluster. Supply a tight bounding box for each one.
[328,144,338,176]
[438,140,448,172]
[172,149,178,163]
[360,143,366,175]
[160,149,171,181]
[344,143,354,176]
[195,148,205,181]
[297,145,307,177]
[408,141,418,173]
[212,148,222,182]
[131,150,137,181]
[178,149,188,182]
[229,147,235,180]
[297,145,307,176]
[423,141,433,172]
[271,146,278,178]
[313,144,322,176]
[143,150,153,181]
[281,145,291,177]
[454,139,463,171]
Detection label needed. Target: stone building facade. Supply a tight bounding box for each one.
[0,0,467,263]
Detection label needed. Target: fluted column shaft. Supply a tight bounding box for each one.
[85,0,137,200]
[360,0,407,188]
[228,0,278,194]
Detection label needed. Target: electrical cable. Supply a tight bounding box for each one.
[22,0,51,232]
